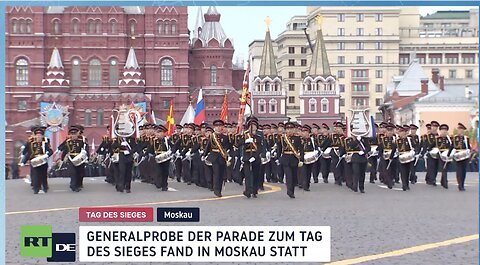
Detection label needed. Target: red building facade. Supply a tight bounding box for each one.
[5,6,244,163]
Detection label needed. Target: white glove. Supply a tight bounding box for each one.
[275,160,280,165]
[245,138,254,144]
[359,151,365,156]
[249,157,256,163]
[166,150,172,156]
[19,163,25,167]
[314,150,319,156]
[185,151,191,157]
[133,153,139,160]
[227,156,232,162]
[199,150,204,155]
[298,161,304,167]
[266,151,271,160]
[356,136,362,141]
[201,156,205,161]
[124,150,130,155]
[121,142,128,146]
[100,147,104,152]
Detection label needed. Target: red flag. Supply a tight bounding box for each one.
[165,100,175,136]
[220,91,228,122]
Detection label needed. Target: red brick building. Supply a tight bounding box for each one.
[5,6,245,163]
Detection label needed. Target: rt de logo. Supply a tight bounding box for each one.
[20,225,76,262]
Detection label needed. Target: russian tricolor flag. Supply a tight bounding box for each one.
[194,88,205,125]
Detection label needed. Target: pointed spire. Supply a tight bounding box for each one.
[308,16,331,76]
[48,47,63,69]
[258,18,277,77]
[125,47,139,70]
[206,6,219,15]
[195,6,205,29]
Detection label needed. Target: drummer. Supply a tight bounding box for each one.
[453,123,471,191]
[19,126,53,194]
[396,125,414,191]
[436,124,454,189]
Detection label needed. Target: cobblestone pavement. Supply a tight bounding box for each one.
[6,172,478,265]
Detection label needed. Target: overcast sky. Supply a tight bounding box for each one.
[187,6,477,64]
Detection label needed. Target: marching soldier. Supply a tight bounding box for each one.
[377,122,388,184]
[378,123,397,189]
[344,134,370,193]
[148,125,172,191]
[277,122,304,198]
[310,124,321,183]
[424,121,440,186]
[436,124,454,189]
[275,123,285,183]
[19,126,53,194]
[111,134,138,193]
[241,118,265,198]
[331,122,345,186]
[202,127,214,190]
[367,123,379,183]
[397,126,415,191]
[301,125,318,191]
[318,123,331,183]
[264,124,276,183]
[191,125,203,186]
[179,124,196,185]
[58,125,88,192]
[453,123,471,191]
[408,124,421,184]
[97,135,113,184]
[204,120,231,197]
[232,126,244,185]
[172,124,183,182]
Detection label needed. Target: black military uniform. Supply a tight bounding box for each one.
[277,122,304,199]
[378,124,397,189]
[20,126,53,194]
[274,123,285,183]
[241,119,265,198]
[436,124,454,189]
[317,123,331,183]
[111,135,138,193]
[330,122,345,186]
[301,125,317,191]
[58,125,88,192]
[344,135,370,193]
[97,135,113,184]
[408,124,421,184]
[264,124,276,183]
[180,124,197,185]
[453,123,471,191]
[148,125,171,191]
[310,124,321,183]
[424,121,440,185]
[204,120,231,197]
[171,125,183,182]
[396,126,415,191]
[203,127,214,190]
[367,124,379,183]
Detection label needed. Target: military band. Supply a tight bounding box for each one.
[19,118,475,196]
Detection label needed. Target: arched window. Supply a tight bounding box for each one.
[321,98,329,113]
[156,21,162,34]
[210,65,217,86]
[160,59,173,86]
[87,20,95,34]
[264,81,270,92]
[95,20,101,34]
[129,20,136,35]
[72,19,79,34]
[109,58,118,86]
[269,99,277,113]
[26,19,31,33]
[19,19,24,33]
[72,58,81,86]
[96,109,104,126]
[88,59,101,86]
[15,58,28,86]
[258,99,266,114]
[52,19,60,34]
[305,80,312,91]
[85,109,92,126]
[164,21,169,34]
[12,19,17,33]
[171,21,176,34]
[309,98,317,113]
[110,20,116,34]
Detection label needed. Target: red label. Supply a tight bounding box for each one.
[79,207,154,222]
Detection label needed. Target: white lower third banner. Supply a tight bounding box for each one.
[79,226,331,262]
